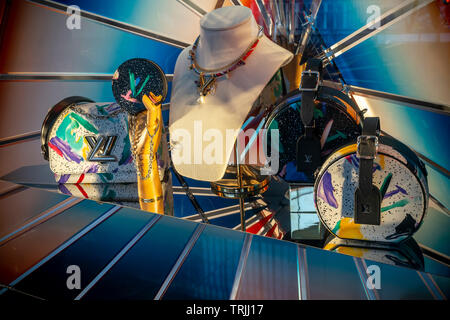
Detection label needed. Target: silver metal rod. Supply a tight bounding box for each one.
[76,214,162,300]
[177,0,207,17]
[0,205,121,295]
[317,0,433,65]
[154,224,206,300]
[230,233,252,299]
[0,72,174,82]
[28,0,190,48]
[255,0,273,38]
[322,80,450,116]
[235,142,246,232]
[295,0,322,56]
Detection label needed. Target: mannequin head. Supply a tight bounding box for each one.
[197,6,260,70]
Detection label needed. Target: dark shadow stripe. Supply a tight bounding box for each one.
[0,185,28,200]
[171,162,209,223]
[419,244,450,268]
[0,283,46,300]
[0,131,40,147]
[0,0,12,52]
[28,0,189,48]
[215,0,225,9]
[0,73,174,81]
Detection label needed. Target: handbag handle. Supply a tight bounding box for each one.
[41,96,93,160]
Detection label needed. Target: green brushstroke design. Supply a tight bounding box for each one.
[381,199,409,212]
[56,112,99,150]
[332,220,341,234]
[69,112,99,134]
[326,130,347,143]
[129,70,136,97]
[314,108,324,119]
[56,115,80,149]
[380,173,393,199]
[119,134,131,165]
[96,104,108,116]
[101,185,116,200]
[99,173,114,183]
[135,75,150,96]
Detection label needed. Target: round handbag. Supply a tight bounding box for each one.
[263,84,363,182]
[314,135,429,243]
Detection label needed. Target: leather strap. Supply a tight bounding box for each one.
[358,117,380,193]
[300,58,323,129]
[354,117,381,225]
[296,58,323,174]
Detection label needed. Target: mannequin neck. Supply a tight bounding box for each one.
[196,10,260,70]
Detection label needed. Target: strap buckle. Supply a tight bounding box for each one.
[357,135,378,160]
[299,70,320,92]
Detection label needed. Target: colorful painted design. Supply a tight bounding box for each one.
[345,154,382,172]
[379,172,393,198]
[49,137,83,163]
[315,137,428,243]
[317,172,338,209]
[384,185,408,199]
[264,91,361,183]
[381,199,409,213]
[49,101,170,187]
[332,218,365,240]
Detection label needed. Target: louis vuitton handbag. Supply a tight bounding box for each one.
[40,96,170,184]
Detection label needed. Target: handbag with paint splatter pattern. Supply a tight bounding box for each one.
[314,133,429,243]
[41,96,169,184]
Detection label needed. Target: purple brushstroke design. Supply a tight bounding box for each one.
[58,174,70,184]
[86,164,99,173]
[384,185,408,199]
[58,184,72,196]
[345,154,381,172]
[105,103,121,113]
[50,137,82,163]
[123,155,133,165]
[318,171,338,208]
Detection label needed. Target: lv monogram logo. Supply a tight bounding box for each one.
[85,136,117,162]
[304,154,313,163]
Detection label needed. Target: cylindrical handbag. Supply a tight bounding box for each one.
[314,135,428,243]
[41,96,169,184]
[263,85,363,183]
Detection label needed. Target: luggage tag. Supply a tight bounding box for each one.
[296,125,321,174]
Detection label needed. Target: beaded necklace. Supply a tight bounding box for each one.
[188,25,264,103]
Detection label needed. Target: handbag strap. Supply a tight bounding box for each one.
[300,58,323,134]
[41,96,93,161]
[354,117,382,225]
[296,58,323,174]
